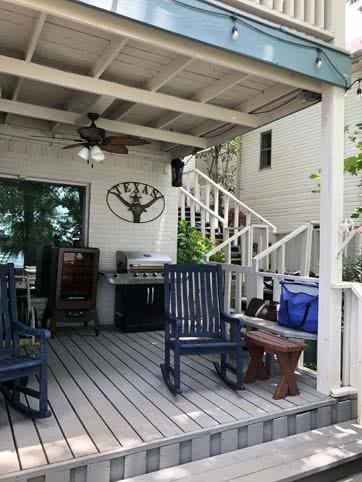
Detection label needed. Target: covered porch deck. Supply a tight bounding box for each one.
[0,327,354,482]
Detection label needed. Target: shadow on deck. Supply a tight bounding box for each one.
[0,327,356,482]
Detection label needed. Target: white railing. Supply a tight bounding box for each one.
[184,169,277,233]
[179,187,225,238]
[328,281,362,423]
[253,222,316,277]
[221,0,337,41]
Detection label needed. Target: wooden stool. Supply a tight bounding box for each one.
[244,331,307,400]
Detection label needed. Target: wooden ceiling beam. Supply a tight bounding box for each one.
[151,72,250,129]
[9,11,47,105]
[52,36,129,131]
[4,0,323,93]
[0,55,260,128]
[0,98,208,148]
[111,54,193,121]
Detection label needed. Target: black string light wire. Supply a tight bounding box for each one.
[168,0,350,88]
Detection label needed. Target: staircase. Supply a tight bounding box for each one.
[179,168,277,265]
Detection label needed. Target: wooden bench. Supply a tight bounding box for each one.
[239,314,317,341]
[244,331,307,400]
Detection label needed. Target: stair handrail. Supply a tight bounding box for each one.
[189,168,277,233]
[204,226,250,262]
[253,223,311,273]
[179,187,225,225]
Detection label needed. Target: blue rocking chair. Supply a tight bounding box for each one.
[0,263,51,418]
[161,264,244,394]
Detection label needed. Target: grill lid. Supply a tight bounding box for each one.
[117,251,171,272]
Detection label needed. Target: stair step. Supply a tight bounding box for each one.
[123,421,361,482]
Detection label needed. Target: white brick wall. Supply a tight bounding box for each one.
[0,138,178,323]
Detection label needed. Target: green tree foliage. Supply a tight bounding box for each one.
[177,220,224,264]
[196,138,241,194]
[343,254,362,282]
[0,180,83,265]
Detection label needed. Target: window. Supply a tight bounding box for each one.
[0,178,86,272]
[260,131,272,170]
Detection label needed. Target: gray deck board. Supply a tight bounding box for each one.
[123,422,362,482]
[0,398,19,475]
[48,344,120,452]
[69,332,198,434]
[98,330,216,429]
[26,376,73,465]
[145,331,283,414]
[0,327,333,480]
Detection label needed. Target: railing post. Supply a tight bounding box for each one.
[205,183,210,224]
[326,0,345,47]
[246,259,263,303]
[301,223,313,276]
[233,204,240,247]
[305,0,315,25]
[194,172,200,213]
[317,85,345,395]
[190,200,195,227]
[294,0,305,21]
[283,0,294,17]
[315,0,325,28]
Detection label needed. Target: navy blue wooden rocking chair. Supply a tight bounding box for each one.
[0,263,51,418]
[161,264,244,394]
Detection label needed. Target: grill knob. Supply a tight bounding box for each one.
[143,272,149,277]
[153,272,158,277]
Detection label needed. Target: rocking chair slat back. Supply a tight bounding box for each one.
[164,264,222,337]
[0,264,18,355]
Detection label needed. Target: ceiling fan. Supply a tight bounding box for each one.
[61,113,149,166]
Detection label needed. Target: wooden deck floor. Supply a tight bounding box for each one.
[0,328,346,481]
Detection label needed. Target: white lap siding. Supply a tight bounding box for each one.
[237,88,362,235]
[0,138,178,323]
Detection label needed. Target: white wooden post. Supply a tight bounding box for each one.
[317,85,345,395]
[205,183,210,224]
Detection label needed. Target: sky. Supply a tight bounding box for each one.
[346,2,362,42]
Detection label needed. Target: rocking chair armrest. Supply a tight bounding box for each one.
[221,312,245,328]
[165,315,182,326]
[14,322,51,342]
[165,315,182,337]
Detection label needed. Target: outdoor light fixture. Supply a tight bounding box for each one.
[315,49,322,69]
[78,146,89,162]
[90,145,105,162]
[345,78,362,99]
[231,17,239,41]
[171,158,185,187]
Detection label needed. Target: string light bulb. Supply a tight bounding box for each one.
[345,78,362,99]
[231,17,239,41]
[315,49,322,69]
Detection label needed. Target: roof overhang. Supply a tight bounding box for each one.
[73,0,352,89]
[0,0,352,160]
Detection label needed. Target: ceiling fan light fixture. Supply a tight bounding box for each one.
[90,145,105,162]
[78,146,89,161]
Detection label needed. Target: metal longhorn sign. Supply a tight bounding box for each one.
[106,181,165,223]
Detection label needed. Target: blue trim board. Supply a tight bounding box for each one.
[73,0,351,89]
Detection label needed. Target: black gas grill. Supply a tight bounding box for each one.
[108,251,171,332]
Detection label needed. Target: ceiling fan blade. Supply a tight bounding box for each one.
[102,144,128,154]
[102,136,149,147]
[62,143,87,150]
